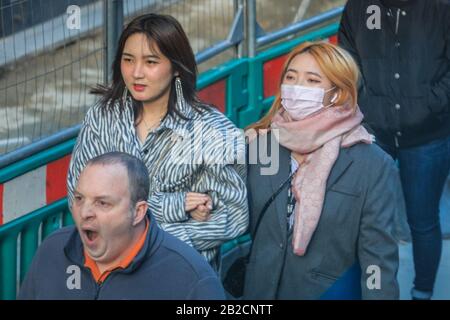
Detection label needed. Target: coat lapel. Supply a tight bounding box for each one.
[325,147,354,191]
[265,134,355,239]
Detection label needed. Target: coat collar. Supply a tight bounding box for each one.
[158,103,196,139]
[270,140,354,236]
[274,141,355,190]
[121,97,195,140]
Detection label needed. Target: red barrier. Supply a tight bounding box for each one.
[46,155,71,204]
[198,79,226,113]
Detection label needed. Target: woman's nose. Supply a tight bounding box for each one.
[132,62,144,78]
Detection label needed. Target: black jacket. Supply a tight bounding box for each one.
[18,213,226,300]
[338,0,450,148]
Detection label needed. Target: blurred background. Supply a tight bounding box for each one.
[0,0,345,156]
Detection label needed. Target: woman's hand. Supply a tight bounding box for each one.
[190,206,211,222]
[185,192,213,221]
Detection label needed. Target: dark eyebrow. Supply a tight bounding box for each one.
[93,195,115,202]
[73,190,115,202]
[122,52,160,59]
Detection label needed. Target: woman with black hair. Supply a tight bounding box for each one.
[67,14,248,271]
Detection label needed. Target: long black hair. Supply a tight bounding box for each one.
[91,13,206,123]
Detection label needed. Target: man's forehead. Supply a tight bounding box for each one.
[78,163,129,193]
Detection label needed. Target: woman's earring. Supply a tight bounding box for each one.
[122,86,128,105]
[175,77,186,113]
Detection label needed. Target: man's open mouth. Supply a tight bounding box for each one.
[83,229,99,242]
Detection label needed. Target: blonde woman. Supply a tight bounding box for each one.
[243,42,404,299]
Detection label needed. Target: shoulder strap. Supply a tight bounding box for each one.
[252,168,297,240]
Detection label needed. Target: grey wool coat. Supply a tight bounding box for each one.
[243,132,403,300]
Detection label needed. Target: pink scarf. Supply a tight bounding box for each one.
[271,104,373,256]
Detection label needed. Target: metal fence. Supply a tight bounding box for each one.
[0,0,346,163]
[0,0,105,157]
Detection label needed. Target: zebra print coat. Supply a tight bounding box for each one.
[67,98,249,269]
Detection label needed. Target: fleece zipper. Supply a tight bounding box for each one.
[93,274,113,300]
[395,8,400,34]
[94,282,103,300]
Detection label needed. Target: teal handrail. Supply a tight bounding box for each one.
[0,199,73,300]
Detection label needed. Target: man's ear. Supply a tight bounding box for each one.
[132,200,148,226]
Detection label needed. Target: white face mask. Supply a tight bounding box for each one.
[281,84,337,120]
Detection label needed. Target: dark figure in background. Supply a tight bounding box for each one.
[339,0,450,299]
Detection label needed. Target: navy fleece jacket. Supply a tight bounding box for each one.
[18,213,225,300]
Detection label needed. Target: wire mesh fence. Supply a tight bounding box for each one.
[0,0,238,156]
[0,0,343,158]
[256,0,346,50]
[0,0,104,155]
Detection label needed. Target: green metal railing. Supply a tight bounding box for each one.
[0,23,339,300]
[198,58,249,128]
[0,199,73,299]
